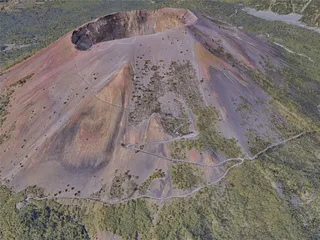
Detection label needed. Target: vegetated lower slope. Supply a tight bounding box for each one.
[0,5,320,240]
[1,131,320,239]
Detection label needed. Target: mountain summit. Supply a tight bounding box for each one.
[0,8,311,201]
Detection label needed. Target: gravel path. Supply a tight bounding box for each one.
[30,131,307,205]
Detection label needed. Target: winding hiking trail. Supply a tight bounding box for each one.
[123,131,306,168]
[31,69,307,205]
[273,42,314,62]
[30,131,307,205]
[125,132,199,148]
[75,71,133,111]
[24,69,309,205]
[300,0,313,13]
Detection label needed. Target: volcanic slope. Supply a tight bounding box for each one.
[0,8,317,202]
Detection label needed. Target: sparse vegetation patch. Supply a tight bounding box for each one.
[109,170,138,200]
[0,73,33,128]
[139,169,165,194]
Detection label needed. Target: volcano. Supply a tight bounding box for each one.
[0,8,297,201]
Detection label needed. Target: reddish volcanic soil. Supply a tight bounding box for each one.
[0,8,284,200]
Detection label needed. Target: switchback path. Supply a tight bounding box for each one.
[273,42,314,62]
[125,132,199,148]
[30,131,307,205]
[124,131,306,168]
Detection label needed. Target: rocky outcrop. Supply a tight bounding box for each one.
[71,8,198,50]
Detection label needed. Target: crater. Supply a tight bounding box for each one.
[71,8,198,50]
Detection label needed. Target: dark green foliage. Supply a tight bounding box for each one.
[167,60,204,110]
[170,138,204,159]
[195,106,243,158]
[18,201,88,240]
[129,69,165,125]
[246,128,272,155]
[160,111,190,136]
[129,60,201,136]
[109,173,127,199]
[235,96,252,113]
[109,170,138,199]
[259,132,320,201]
[300,0,320,27]
[10,73,34,87]
[0,186,89,240]
[98,200,153,240]
[277,66,320,125]
[170,140,187,159]
[170,163,204,190]
[139,169,165,194]
[64,198,153,240]
[0,89,12,128]
[0,73,33,128]
[170,106,243,159]
[0,94,10,128]
[155,132,320,240]
[155,161,306,240]
[220,0,320,129]
[247,67,318,137]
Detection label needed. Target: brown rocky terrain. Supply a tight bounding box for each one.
[0,8,293,202]
[71,8,198,50]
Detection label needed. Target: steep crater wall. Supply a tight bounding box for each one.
[71,8,197,50]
